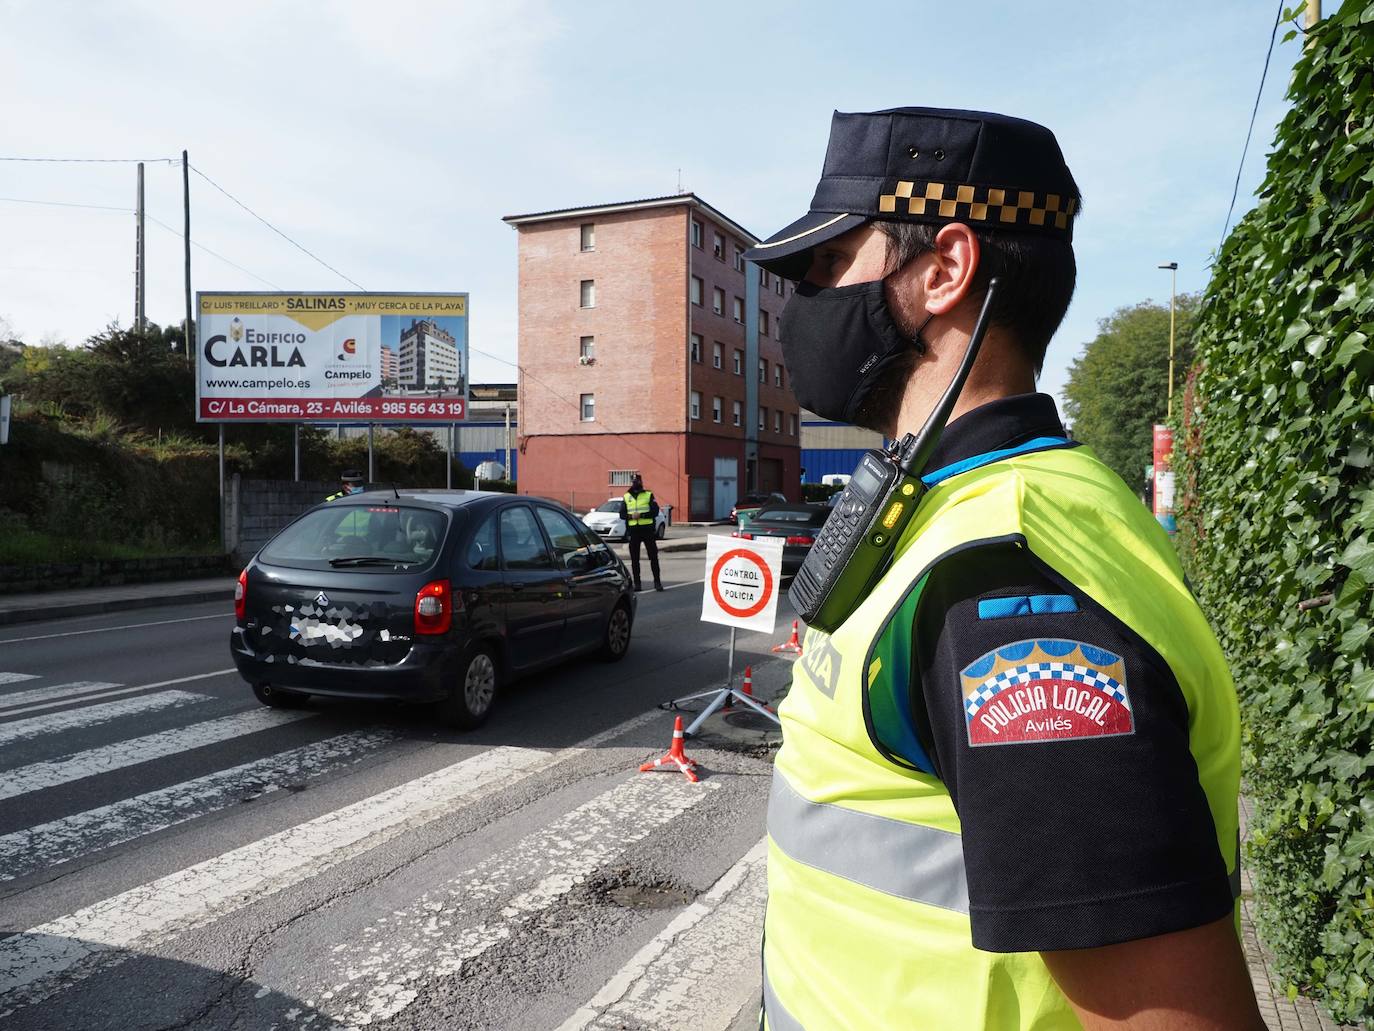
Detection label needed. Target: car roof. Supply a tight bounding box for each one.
[333,489,534,512]
[751,502,827,518]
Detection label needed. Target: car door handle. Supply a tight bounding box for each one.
[511,582,525,591]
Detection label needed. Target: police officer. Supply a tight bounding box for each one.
[325,469,365,502]
[744,108,1262,1029]
[617,474,663,592]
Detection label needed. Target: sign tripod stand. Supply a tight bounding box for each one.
[662,626,780,737]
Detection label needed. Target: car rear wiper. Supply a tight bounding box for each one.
[328,556,418,567]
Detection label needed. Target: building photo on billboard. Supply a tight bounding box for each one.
[196,292,469,423]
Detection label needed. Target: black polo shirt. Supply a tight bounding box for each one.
[906,393,1233,953]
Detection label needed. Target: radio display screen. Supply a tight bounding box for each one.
[850,461,884,500]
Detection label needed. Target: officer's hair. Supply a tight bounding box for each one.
[875,219,1079,376]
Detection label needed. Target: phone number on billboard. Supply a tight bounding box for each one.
[200,398,467,421]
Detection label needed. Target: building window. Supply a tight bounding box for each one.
[579,335,595,361]
[609,469,639,487]
[759,310,769,336]
[759,268,770,288]
[733,349,743,375]
[758,358,766,384]
[690,276,703,306]
[691,220,703,248]
[690,333,702,363]
[775,277,785,297]
[774,365,783,388]
[712,396,722,423]
[712,341,723,369]
[774,409,782,433]
[579,280,595,308]
[734,245,745,272]
[690,391,701,420]
[580,223,595,251]
[789,412,797,436]
[732,400,742,426]
[712,287,724,316]
[713,231,725,260]
[732,296,744,323]
[759,406,767,432]
[580,393,595,421]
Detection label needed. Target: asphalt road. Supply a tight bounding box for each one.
[0,550,797,1030]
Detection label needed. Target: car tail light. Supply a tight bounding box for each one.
[785,535,815,546]
[234,569,247,621]
[415,578,454,635]
[737,531,754,540]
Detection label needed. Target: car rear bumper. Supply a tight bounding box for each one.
[230,626,458,702]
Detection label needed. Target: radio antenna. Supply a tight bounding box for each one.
[898,278,1000,478]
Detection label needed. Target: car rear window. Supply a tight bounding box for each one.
[757,507,828,525]
[259,505,449,571]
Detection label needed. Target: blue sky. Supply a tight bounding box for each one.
[0,0,1303,407]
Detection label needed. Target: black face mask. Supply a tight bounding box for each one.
[780,278,933,426]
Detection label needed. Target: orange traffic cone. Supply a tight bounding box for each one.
[639,716,700,783]
[772,619,804,655]
[740,666,754,698]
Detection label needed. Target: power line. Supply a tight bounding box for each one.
[188,163,366,290]
[145,215,284,290]
[0,156,178,164]
[0,196,130,213]
[1218,0,1285,254]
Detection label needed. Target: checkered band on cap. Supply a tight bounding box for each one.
[877,180,1077,235]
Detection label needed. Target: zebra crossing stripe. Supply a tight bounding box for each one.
[0,670,236,719]
[0,728,399,883]
[278,773,718,1027]
[0,673,39,685]
[0,691,209,749]
[0,707,312,802]
[558,838,768,1031]
[0,682,122,714]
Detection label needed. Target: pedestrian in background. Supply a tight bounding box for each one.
[617,474,663,591]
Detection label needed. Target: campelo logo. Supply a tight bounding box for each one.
[337,337,357,361]
[204,326,308,368]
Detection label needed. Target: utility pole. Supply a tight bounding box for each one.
[1158,262,1178,419]
[1305,0,1320,43]
[182,150,193,365]
[134,162,146,332]
[504,402,512,480]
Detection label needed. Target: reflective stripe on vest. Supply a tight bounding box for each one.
[763,442,1241,1030]
[624,490,653,526]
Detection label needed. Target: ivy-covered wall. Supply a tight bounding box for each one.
[1176,3,1374,1022]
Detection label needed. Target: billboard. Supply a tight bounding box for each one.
[1152,423,1176,534]
[196,292,468,422]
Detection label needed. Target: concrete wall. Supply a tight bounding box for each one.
[224,476,334,564]
[0,554,230,595]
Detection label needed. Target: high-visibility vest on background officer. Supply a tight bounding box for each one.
[743,107,1263,1029]
[325,469,365,502]
[617,475,662,592]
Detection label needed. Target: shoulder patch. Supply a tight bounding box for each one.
[960,638,1133,746]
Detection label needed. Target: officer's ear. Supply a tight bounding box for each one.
[919,223,981,318]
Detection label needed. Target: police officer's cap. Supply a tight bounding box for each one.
[340,469,365,484]
[745,107,1080,280]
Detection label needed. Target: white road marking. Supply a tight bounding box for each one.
[0,672,39,684]
[559,839,768,1031]
[0,669,236,718]
[0,728,399,883]
[0,681,121,713]
[0,706,663,1016]
[0,690,208,748]
[660,577,705,592]
[0,707,312,802]
[289,773,718,1027]
[0,612,228,646]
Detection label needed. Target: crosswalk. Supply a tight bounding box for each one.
[0,668,769,1029]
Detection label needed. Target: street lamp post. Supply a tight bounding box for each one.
[1158,262,1178,419]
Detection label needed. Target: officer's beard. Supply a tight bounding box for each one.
[851,350,921,438]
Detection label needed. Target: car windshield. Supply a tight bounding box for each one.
[259,505,449,571]
[595,501,621,513]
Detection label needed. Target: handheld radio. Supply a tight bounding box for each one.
[788,278,1002,634]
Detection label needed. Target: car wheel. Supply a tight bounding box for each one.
[599,602,633,662]
[252,682,309,709]
[438,644,500,729]
[655,522,666,540]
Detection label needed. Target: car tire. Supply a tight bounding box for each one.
[437,643,500,729]
[655,522,666,540]
[599,602,633,662]
[252,683,309,709]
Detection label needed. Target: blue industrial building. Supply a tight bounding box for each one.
[799,410,885,484]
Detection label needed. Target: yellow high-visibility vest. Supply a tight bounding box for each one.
[763,442,1240,1030]
[624,490,654,527]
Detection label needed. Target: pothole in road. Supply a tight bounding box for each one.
[588,868,697,911]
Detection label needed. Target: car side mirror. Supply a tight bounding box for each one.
[566,551,591,573]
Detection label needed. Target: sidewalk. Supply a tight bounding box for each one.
[0,577,235,627]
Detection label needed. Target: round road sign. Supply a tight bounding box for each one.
[710,547,775,619]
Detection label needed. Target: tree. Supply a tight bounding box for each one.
[1061,295,1197,490]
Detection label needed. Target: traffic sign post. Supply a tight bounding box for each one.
[662,535,785,736]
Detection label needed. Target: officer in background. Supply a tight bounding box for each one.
[617,474,663,592]
[325,469,365,502]
[745,108,1261,1029]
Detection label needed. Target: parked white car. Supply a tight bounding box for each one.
[582,496,669,541]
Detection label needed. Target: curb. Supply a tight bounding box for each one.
[0,585,234,627]
[610,539,709,556]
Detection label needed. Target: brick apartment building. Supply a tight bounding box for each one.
[502,194,800,520]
